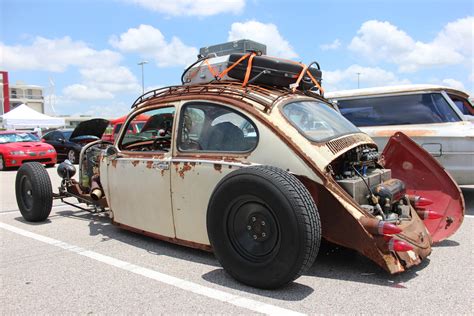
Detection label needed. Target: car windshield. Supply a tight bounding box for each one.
[0,133,39,144]
[282,100,360,142]
[336,93,462,126]
[62,131,72,140]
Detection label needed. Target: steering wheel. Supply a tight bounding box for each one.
[152,137,171,151]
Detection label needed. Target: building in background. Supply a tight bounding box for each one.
[9,82,45,113]
[1,71,45,115]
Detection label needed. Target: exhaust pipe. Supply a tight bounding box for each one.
[90,175,103,201]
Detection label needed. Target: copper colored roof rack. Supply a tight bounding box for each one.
[130,81,321,113]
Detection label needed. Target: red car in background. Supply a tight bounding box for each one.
[102,114,148,142]
[0,131,57,170]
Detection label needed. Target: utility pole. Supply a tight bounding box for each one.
[356,72,361,89]
[138,61,148,95]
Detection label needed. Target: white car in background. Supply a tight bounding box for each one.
[326,85,474,185]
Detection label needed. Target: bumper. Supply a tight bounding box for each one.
[4,154,57,167]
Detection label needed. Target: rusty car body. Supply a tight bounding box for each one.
[326,85,474,185]
[15,81,465,289]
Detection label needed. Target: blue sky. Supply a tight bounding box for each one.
[1,0,473,117]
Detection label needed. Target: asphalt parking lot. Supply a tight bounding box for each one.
[1,167,473,315]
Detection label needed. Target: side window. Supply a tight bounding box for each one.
[50,131,62,141]
[119,107,175,152]
[43,132,52,141]
[178,102,258,152]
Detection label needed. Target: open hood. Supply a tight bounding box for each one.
[381,132,465,242]
[70,118,109,140]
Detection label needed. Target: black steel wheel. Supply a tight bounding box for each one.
[207,165,321,289]
[15,162,53,222]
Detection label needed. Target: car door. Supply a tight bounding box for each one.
[170,101,260,245]
[45,131,66,160]
[104,106,176,238]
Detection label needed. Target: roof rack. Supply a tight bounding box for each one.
[130,82,319,113]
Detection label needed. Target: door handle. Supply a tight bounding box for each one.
[155,162,170,170]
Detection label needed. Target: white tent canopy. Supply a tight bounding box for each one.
[1,104,65,129]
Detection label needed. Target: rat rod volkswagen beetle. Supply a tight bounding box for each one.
[15,47,464,289]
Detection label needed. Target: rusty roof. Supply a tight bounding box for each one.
[131,81,325,113]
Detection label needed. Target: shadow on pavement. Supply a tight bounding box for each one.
[306,240,429,288]
[50,209,219,268]
[16,207,437,295]
[202,269,314,301]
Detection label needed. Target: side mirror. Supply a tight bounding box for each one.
[105,145,118,157]
[58,138,65,143]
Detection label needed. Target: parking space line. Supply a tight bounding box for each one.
[0,222,304,316]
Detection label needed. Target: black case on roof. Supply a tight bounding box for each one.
[227,53,322,90]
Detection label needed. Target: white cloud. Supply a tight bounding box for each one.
[128,0,245,17]
[80,67,141,93]
[348,17,473,73]
[76,103,131,118]
[320,39,341,51]
[323,64,410,92]
[0,36,122,72]
[442,78,465,91]
[63,84,115,101]
[227,20,298,59]
[110,24,198,67]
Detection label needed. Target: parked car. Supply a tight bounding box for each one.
[42,119,109,164]
[15,49,464,289]
[102,114,148,142]
[0,131,56,170]
[326,85,474,185]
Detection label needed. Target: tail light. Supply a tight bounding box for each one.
[416,209,443,220]
[408,195,433,208]
[360,218,402,235]
[378,221,402,235]
[384,236,414,252]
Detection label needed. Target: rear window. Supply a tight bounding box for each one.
[336,93,461,126]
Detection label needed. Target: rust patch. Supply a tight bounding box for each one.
[214,163,222,172]
[190,161,196,167]
[111,159,118,168]
[373,129,435,137]
[131,160,140,167]
[146,161,154,169]
[178,162,193,179]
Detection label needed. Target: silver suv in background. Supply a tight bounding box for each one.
[326,85,474,185]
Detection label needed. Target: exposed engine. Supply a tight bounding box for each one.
[330,145,411,222]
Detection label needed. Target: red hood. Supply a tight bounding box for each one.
[1,142,54,152]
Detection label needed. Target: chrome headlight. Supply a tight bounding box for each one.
[10,150,25,155]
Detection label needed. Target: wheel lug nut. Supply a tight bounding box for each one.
[252,217,256,222]
[262,233,266,237]
[253,235,257,240]
[261,221,265,226]
[247,225,251,230]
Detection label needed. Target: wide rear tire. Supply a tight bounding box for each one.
[207,165,321,289]
[15,162,53,222]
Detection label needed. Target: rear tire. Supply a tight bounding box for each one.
[207,165,321,289]
[15,162,53,222]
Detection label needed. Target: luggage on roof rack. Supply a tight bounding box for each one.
[226,53,322,91]
[182,53,323,93]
